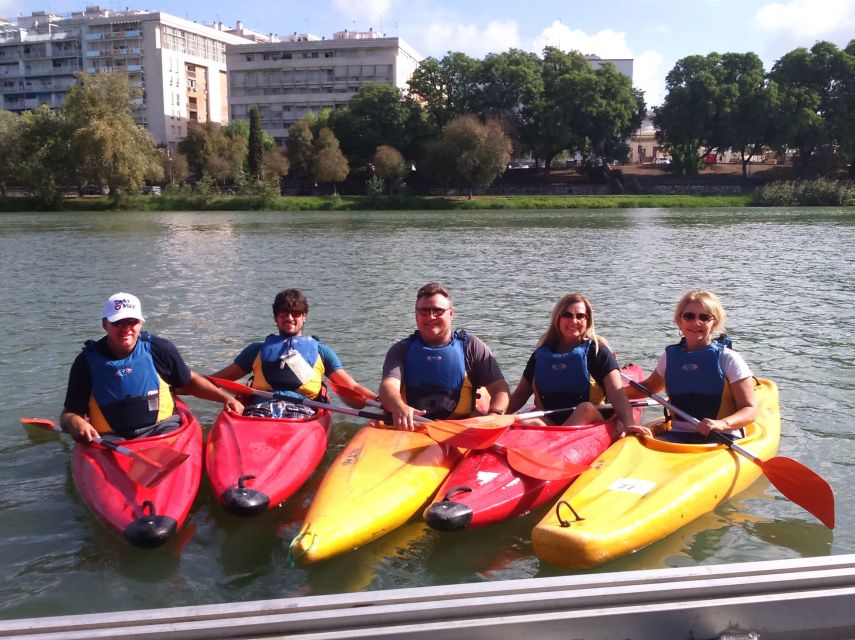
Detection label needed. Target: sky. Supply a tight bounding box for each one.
[4,0,855,106]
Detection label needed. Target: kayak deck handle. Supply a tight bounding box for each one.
[556,500,585,527]
[237,474,256,489]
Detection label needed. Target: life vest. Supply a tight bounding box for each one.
[402,330,473,420]
[251,334,325,400]
[84,332,174,435]
[532,341,599,412]
[664,337,736,428]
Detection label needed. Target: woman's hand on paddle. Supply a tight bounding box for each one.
[696,417,729,435]
[615,420,652,438]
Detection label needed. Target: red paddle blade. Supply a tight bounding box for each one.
[425,421,509,449]
[505,447,589,481]
[206,375,254,396]
[325,379,375,408]
[20,417,62,433]
[126,448,189,488]
[760,456,835,529]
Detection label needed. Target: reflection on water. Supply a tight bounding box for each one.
[0,208,853,618]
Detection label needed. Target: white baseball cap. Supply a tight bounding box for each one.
[103,292,145,323]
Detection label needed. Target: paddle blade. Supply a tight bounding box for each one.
[760,456,835,529]
[206,375,254,396]
[325,379,376,409]
[505,447,589,481]
[20,417,62,433]
[425,421,509,449]
[126,447,189,488]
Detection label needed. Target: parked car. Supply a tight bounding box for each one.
[141,185,162,196]
[654,157,671,166]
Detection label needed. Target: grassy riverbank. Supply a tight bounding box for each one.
[1,192,754,212]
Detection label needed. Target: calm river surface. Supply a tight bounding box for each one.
[1,207,853,619]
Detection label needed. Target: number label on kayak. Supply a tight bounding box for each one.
[609,478,656,495]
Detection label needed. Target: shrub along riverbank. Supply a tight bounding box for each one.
[0,193,754,212]
[2,178,853,212]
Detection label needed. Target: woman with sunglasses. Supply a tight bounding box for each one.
[632,289,757,443]
[506,292,643,436]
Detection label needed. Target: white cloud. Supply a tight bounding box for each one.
[634,50,666,108]
[532,21,634,58]
[753,0,855,39]
[414,20,521,58]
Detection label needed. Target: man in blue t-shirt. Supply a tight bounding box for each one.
[211,289,375,417]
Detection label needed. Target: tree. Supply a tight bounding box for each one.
[158,149,191,186]
[286,118,315,181]
[63,71,162,199]
[711,53,775,178]
[16,105,73,208]
[654,54,721,176]
[261,147,290,181]
[311,128,349,195]
[424,115,512,198]
[329,84,431,166]
[248,106,264,180]
[407,52,482,128]
[372,145,407,194]
[477,49,543,153]
[769,41,855,176]
[0,109,22,197]
[177,121,246,185]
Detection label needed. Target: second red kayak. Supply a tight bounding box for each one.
[71,400,203,548]
[424,364,645,530]
[205,404,333,516]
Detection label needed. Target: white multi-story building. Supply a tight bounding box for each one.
[226,29,422,144]
[0,7,262,146]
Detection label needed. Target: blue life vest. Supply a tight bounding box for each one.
[533,341,593,414]
[84,332,174,434]
[251,334,325,400]
[665,337,732,423]
[402,330,473,419]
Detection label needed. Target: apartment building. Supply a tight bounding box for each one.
[0,7,260,146]
[226,29,422,144]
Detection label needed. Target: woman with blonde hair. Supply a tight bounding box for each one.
[507,293,642,436]
[631,289,757,443]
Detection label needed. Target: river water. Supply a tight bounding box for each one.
[1,207,853,619]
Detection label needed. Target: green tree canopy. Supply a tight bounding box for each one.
[407,52,482,129]
[0,109,22,196]
[177,121,246,184]
[63,71,162,198]
[424,114,511,197]
[329,84,431,166]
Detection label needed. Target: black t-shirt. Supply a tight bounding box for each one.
[63,333,191,415]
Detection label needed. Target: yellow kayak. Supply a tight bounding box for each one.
[289,426,459,564]
[533,378,780,569]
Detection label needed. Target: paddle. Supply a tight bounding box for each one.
[206,376,508,450]
[619,374,835,529]
[335,395,591,480]
[20,418,189,488]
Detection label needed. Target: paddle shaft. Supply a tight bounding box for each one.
[619,373,759,461]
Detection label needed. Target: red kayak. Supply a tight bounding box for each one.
[424,364,644,530]
[205,404,332,516]
[71,400,203,548]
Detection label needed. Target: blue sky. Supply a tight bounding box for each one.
[5,0,855,106]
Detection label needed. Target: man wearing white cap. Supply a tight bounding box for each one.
[60,292,243,442]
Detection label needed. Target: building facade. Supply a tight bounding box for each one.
[226,29,422,144]
[0,7,259,146]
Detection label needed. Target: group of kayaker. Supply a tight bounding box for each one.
[60,284,757,446]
